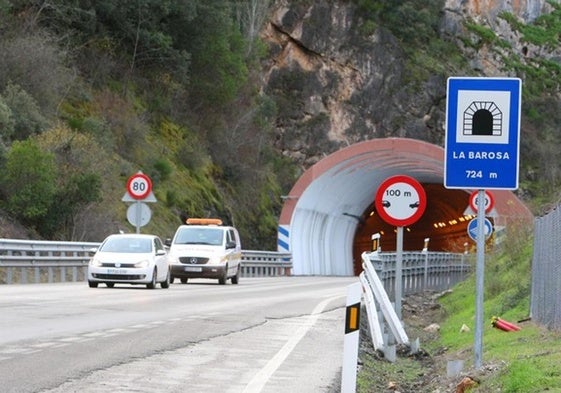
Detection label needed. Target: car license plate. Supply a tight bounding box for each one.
[107,268,127,274]
[185,267,202,272]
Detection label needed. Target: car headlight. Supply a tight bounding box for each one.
[134,259,150,268]
[168,253,183,264]
[89,258,102,267]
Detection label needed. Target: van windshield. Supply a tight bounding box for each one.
[174,227,224,246]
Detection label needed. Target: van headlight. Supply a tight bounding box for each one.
[209,256,226,264]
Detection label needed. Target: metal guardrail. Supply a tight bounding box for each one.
[373,251,472,297]
[0,239,293,284]
[0,239,470,286]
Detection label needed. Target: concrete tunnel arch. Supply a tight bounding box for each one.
[277,138,534,276]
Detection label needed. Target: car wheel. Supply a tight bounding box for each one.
[88,281,98,288]
[231,266,240,285]
[180,278,188,284]
[161,269,171,289]
[106,283,115,288]
[147,267,157,289]
[218,265,228,285]
[170,276,175,284]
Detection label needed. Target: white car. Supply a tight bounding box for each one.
[166,218,242,285]
[87,234,170,289]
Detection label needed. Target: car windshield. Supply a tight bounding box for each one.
[174,227,224,246]
[99,237,153,253]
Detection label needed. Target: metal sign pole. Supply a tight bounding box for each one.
[474,189,486,369]
[135,200,141,234]
[395,226,403,319]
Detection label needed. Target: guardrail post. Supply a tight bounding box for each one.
[34,266,40,283]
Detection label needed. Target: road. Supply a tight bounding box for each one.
[0,276,358,393]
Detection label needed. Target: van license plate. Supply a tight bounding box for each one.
[185,267,202,272]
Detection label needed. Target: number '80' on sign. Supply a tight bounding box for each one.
[127,173,152,200]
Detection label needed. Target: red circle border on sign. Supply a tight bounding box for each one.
[375,175,427,227]
[126,173,152,200]
[469,190,494,214]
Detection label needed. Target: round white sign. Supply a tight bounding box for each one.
[127,203,151,227]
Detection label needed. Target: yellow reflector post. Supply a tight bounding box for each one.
[345,302,361,334]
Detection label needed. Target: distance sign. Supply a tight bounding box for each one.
[375,175,427,227]
[126,172,152,200]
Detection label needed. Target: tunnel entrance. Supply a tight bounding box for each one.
[349,184,478,276]
[278,138,534,276]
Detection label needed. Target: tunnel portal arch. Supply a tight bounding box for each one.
[278,138,533,276]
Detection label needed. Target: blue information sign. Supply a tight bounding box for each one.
[444,77,521,190]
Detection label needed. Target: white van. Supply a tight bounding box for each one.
[166,218,242,285]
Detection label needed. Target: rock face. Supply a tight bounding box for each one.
[259,0,556,167]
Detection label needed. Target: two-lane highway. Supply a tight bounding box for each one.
[0,276,358,393]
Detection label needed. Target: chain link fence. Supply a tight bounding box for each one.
[531,207,561,329]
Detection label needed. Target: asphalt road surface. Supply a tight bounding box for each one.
[0,276,358,393]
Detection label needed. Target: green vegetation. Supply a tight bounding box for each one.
[0,0,289,245]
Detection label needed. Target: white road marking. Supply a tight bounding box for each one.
[242,295,342,393]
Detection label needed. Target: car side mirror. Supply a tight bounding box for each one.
[164,238,172,247]
[156,249,166,256]
[226,241,236,249]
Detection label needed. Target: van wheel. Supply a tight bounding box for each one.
[218,266,228,285]
[231,267,240,284]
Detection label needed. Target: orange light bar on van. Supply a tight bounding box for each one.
[185,218,223,226]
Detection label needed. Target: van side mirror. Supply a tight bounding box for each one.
[164,238,172,247]
[226,241,236,249]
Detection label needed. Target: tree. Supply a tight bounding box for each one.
[1,139,57,226]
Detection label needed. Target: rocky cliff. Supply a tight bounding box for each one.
[260,0,558,169]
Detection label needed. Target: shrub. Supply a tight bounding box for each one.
[3,82,48,140]
[1,139,57,225]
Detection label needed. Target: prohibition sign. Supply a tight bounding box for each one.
[126,173,152,200]
[469,190,494,214]
[375,175,426,227]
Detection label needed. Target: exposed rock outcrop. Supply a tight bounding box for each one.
[260,0,559,167]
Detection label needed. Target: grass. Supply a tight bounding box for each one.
[357,236,561,392]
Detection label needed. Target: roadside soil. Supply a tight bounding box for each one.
[356,291,503,393]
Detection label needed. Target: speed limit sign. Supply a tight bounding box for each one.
[126,172,152,200]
